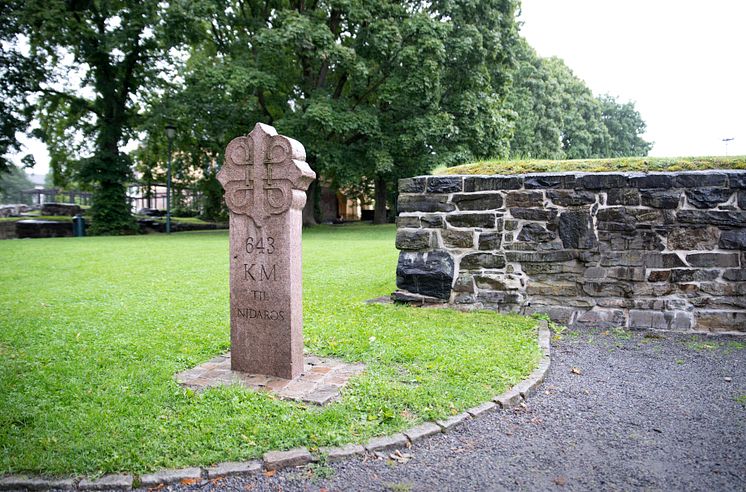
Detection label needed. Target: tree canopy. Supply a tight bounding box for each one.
[507,38,651,160]
[2,1,652,232]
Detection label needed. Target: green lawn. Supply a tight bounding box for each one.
[0,224,539,477]
[434,155,746,175]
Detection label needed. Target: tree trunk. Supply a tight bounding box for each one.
[373,176,388,225]
[302,180,318,227]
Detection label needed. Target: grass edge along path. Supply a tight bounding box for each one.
[0,224,540,477]
[434,155,746,175]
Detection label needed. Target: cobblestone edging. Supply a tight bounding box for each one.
[0,322,551,491]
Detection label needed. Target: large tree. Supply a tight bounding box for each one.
[507,39,651,159]
[5,0,183,234]
[142,0,519,225]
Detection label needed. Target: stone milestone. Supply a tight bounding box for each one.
[217,123,315,379]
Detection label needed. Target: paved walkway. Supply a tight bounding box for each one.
[167,328,746,492]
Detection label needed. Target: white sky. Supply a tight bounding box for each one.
[13,0,746,177]
[519,0,746,157]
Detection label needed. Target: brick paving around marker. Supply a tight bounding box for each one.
[175,353,365,405]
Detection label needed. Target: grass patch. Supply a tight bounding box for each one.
[0,224,539,476]
[434,155,746,175]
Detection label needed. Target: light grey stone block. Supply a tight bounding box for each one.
[320,444,366,462]
[0,476,75,491]
[403,422,443,443]
[494,387,523,408]
[466,401,498,417]
[364,433,409,453]
[78,474,133,490]
[436,412,471,431]
[206,461,261,479]
[139,467,202,488]
[263,448,314,470]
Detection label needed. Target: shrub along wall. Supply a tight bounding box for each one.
[393,171,746,333]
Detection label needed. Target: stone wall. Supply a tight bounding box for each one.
[394,171,746,333]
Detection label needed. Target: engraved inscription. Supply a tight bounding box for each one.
[252,290,268,300]
[246,236,275,254]
[237,308,285,321]
[244,263,278,282]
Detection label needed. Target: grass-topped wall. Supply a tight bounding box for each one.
[394,170,746,333]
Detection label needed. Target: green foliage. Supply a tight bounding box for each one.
[506,39,651,160]
[139,0,520,223]
[0,165,33,203]
[0,224,539,475]
[5,0,187,234]
[436,155,746,175]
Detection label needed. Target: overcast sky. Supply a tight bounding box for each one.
[16,0,746,177]
[519,0,746,157]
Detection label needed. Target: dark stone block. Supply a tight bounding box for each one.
[464,176,523,192]
[505,251,575,263]
[674,172,727,188]
[600,251,644,267]
[446,213,498,229]
[396,250,454,299]
[628,173,676,189]
[477,291,524,306]
[726,171,746,189]
[427,176,462,193]
[547,190,596,206]
[398,177,426,193]
[677,210,746,227]
[581,281,633,297]
[396,216,420,228]
[558,210,597,249]
[517,223,556,243]
[395,229,432,251]
[453,273,475,293]
[503,241,563,251]
[41,202,82,216]
[668,226,719,250]
[643,253,687,268]
[576,173,628,189]
[647,270,672,282]
[738,191,746,209]
[460,253,506,270]
[607,188,640,206]
[670,269,720,283]
[420,214,445,228]
[723,269,746,281]
[640,189,681,209]
[718,229,746,249]
[16,220,73,238]
[509,208,558,222]
[478,232,502,250]
[502,220,518,232]
[452,193,504,211]
[599,230,664,251]
[441,229,474,248]
[605,267,646,282]
[596,207,636,232]
[685,188,734,209]
[686,252,739,268]
[522,261,584,275]
[524,173,577,189]
[398,194,455,213]
[505,191,544,208]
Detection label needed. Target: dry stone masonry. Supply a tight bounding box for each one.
[394,170,746,332]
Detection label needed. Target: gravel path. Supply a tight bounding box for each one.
[166,328,746,492]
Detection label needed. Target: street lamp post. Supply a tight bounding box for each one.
[165,124,176,234]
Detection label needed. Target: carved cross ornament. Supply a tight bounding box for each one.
[217,123,315,221]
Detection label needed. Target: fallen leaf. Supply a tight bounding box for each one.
[554,475,567,486]
[179,478,199,486]
[263,470,276,478]
[147,485,164,492]
[389,450,413,464]
[571,367,582,375]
